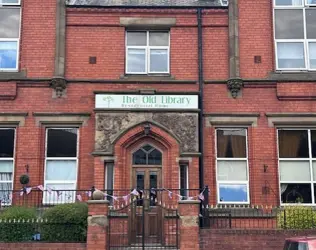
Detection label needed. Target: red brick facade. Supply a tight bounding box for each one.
[0,0,315,209]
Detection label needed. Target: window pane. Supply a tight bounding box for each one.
[47,129,77,157]
[275,10,304,39]
[281,183,312,203]
[136,171,145,190]
[217,161,247,181]
[180,164,188,189]
[306,9,316,39]
[307,0,316,4]
[1,0,20,3]
[149,32,169,46]
[311,131,316,157]
[0,188,12,205]
[0,129,14,158]
[105,162,114,190]
[217,129,247,158]
[133,149,146,165]
[127,48,146,73]
[0,161,13,174]
[219,184,248,203]
[0,8,20,38]
[142,145,153,152]
[44,184,76,204]
[150,49,168,72]
[0,41,17,69]
[148,149,162,165]
[277,42,305,69]
[275,0,302,5]
[46,160,77,181]
[309,43,316,69]
[280,161,310,181]
[278,130,309,158]
[126,32,147,46]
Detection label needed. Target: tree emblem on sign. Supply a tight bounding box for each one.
[103,96,114,108]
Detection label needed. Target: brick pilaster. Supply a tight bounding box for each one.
[86,200,109,250]
[178,200,200,250]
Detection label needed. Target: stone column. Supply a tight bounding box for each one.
[178,200,201,250]
[86,198,109,250]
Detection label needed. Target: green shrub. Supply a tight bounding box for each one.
[0,206,37,242]
[40,202,88,242]
[277,206,316,229]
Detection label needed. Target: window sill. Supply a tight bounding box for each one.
[0,71,26,80]
[269,71,316,81]
[119,74,197,84]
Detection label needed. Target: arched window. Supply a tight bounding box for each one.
[133,145,162,165]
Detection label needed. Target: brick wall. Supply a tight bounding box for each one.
[200,229,316,250]
[0,243,86,250]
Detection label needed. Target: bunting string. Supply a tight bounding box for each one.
[14,185,208,203]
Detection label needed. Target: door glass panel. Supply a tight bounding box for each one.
[136,171,145,206]
[150,172,158,206]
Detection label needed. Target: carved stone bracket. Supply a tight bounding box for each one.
[227,77,244,98]
[50,77,67,98]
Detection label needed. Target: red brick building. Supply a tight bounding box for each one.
[0,0,316,209]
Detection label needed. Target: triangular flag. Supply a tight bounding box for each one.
[37,185,44,192]
[123,195,129,201]
[198,192,205,201]
[26,187,32,195]
[47,187,52,194]
[131,189,139,196]
[76,194,82,201]
[20,190,24,196]
[168,191,172,199]
[86,191,92,197]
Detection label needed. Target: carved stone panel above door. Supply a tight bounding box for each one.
[94,112,198,155]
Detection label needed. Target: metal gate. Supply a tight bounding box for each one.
[108,191,179,250]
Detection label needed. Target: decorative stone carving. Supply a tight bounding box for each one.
[152,113,198,152]
[227,77,243,98]
[95,112,198,154]
[50,77,67,98]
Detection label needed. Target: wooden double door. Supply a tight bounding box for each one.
[131,167,162,245]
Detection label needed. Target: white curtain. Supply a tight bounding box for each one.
[281,184,288,195]
[0,161,13,204]
[277,42,304,59]
[45,160,76,181]
[217,160,247,181]
[280,161,310,181]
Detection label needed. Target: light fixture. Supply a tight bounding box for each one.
[144,123,151,135]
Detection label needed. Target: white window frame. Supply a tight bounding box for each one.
[306,0,316,6]
[0,128,15,205]
[277,128,316,205]
[0,0,21,5]
[125,31,170,75]
[179,163,189,200]
[215,127,250,204]
[0,2,21,72]
[43,128,79,204]
[273,0,316,71]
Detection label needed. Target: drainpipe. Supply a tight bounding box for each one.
[197,8,204,191]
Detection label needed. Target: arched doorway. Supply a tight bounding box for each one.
[132,144,162,206]
[131,144,163,244]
